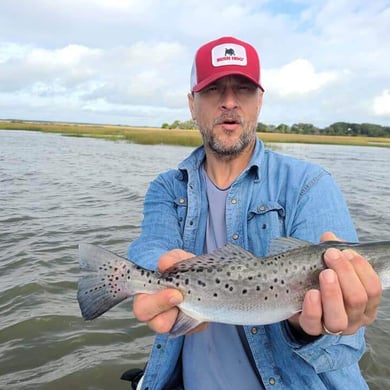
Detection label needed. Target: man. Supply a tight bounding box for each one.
[128,36,381,389]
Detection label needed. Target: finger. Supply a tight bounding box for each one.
[298,289,323,336]
[133,289,183,322]
[147,307,180,334]
[324,248,369,330]
[319,268,348,333]
[343,249,382,324]
[320,231,339,242]
[158,249,195,272]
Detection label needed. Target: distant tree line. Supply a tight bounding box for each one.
[162,120,390,137]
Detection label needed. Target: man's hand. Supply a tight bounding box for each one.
[288,232,382,336]
[133,249,208,334]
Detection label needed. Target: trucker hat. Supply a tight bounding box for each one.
[190,36,264,92]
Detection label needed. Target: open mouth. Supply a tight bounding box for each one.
[217,116,241,126]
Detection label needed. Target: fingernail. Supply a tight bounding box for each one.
[322,269,336,283]
[309,290,320,304]
[169,295,182,306]
[342,249,356,260]
[325,248,341,261]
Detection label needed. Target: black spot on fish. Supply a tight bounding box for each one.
[242,289,248,295]
[270,285,274,290]
[215,278,221,284]
[213,293,218,297]
[256,286,260,291]
[264,296,268,301]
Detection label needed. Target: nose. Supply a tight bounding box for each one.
[220,86,238,111]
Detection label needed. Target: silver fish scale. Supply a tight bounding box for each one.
[158,244,324,324]
[78,239,390,326]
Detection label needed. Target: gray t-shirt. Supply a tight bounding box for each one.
[182,167,261,390]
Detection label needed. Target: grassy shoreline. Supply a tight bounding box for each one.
[1,121,390,148]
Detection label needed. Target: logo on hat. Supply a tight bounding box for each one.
[212,43,247,67]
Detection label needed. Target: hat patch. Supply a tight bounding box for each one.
[211,43,247,67]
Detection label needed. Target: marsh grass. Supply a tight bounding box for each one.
[1,121,389,148]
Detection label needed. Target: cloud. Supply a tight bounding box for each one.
[0,0,389,127]
[263,59,338,97]
[373,90,390,116]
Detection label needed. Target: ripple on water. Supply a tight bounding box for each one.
[1,132,389,389]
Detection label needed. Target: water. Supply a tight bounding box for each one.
[0,130,389,389]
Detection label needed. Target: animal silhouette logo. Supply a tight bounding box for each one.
[224,48,235,56]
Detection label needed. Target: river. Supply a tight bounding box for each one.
[0,130,389,389]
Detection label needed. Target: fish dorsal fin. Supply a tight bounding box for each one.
[267,237,312,256]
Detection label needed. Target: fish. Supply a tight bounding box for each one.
[77,238,390,337]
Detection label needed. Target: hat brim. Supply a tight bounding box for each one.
[192,70,264,92]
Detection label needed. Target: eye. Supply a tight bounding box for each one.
[203,84,219,93]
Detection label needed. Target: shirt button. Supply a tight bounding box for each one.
[179,198,185,204]
[251,327,257,335]
[232,234,239,240]
[258,205,265,212]
[269,377,276,385]
[231,198,237,204]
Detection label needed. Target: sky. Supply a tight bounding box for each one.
[1,0,389,128]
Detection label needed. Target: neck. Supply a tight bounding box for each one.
[203,140,255,189]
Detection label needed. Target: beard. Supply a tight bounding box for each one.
[199,115,257,159]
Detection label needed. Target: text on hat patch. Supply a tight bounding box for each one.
[212,43,247,67]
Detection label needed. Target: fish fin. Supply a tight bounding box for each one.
[77,275,131,320]
[268,237,312,256]
[77,243,134,320]
[79,243,128,271]
[169,311,204,338]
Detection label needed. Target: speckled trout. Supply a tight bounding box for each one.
[77,238,390,336]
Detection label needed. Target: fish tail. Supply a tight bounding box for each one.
[77,243,135,320]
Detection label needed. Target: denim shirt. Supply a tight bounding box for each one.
[128,139,368,390]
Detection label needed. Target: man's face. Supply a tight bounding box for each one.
[188,75,263,159]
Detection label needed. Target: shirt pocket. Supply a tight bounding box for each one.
[247,202,285,255]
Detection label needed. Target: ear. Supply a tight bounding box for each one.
[187,92,196,120]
